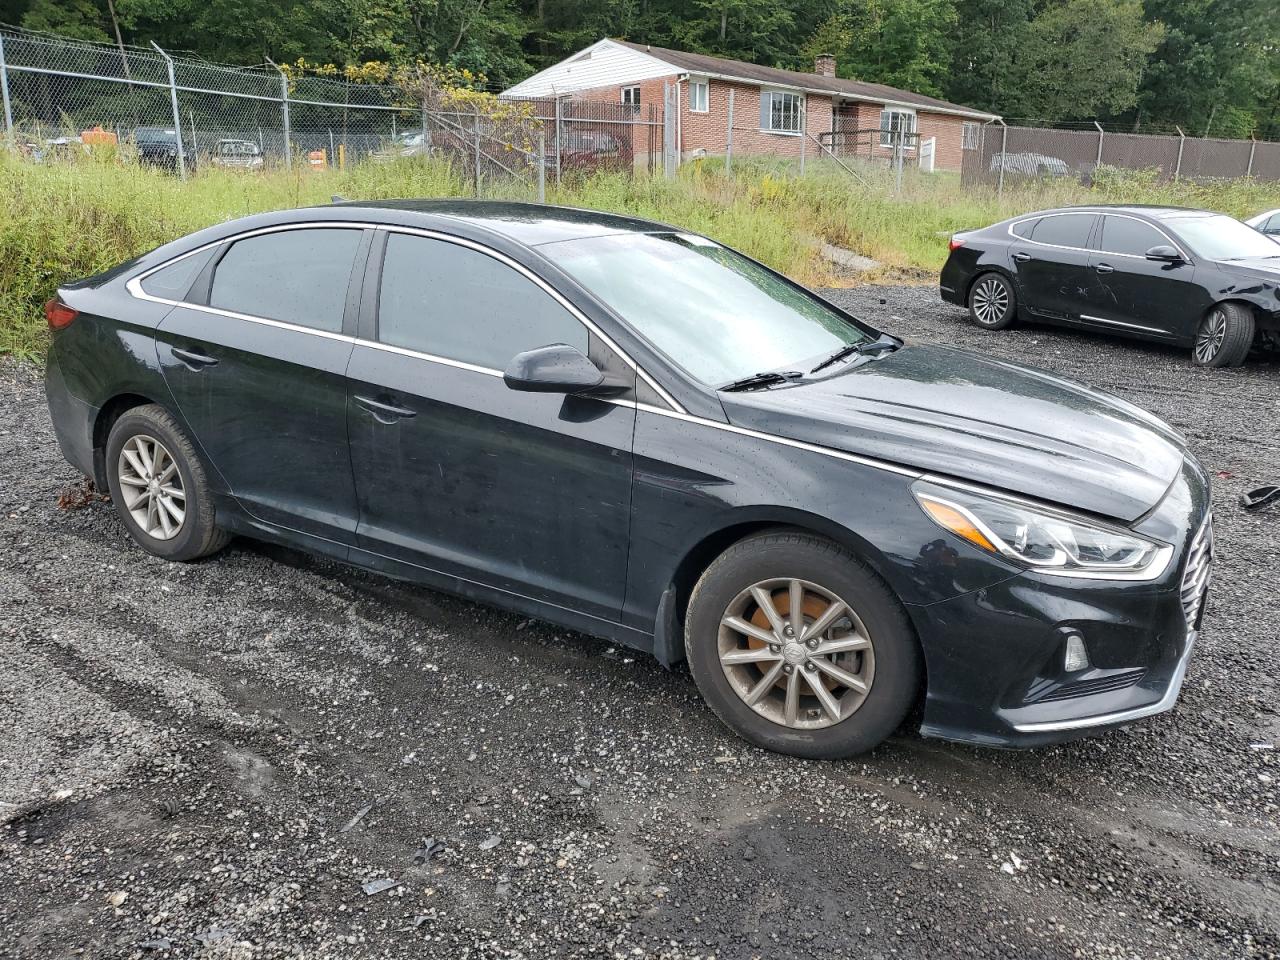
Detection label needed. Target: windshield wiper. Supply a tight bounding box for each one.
[809,339,897,374]
[720,370,803,392]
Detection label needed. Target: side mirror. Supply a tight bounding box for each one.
[503,343,612,395]
[1145,244,1183,262]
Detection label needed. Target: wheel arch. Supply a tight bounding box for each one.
[965,264,1018,304]
[90,393,161,490]
[1209,296,1271,333]
[653,507,916,668]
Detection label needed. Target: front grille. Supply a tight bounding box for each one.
[1026,669,1146,704]
[1180,515,1213,629]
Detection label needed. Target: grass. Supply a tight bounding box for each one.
[4,151,1280,359]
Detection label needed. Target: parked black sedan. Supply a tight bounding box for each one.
[941,205,1280,366]
[44,201,1211,758]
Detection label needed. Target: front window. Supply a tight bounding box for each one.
[879,109,916,148]
[540,233,876,386]
[689,79,709,113]
[1164,214,1280,261]
[760,91,802,134]
[621,86,640,112]
[962,121,981,150]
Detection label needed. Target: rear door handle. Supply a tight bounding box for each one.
[353,394,417,424]
[170,346,219,369]
[1012,252,1031,263]
[1094,263,1115,275]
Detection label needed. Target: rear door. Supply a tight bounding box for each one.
[1086,215,1209,343]
[153,225,370,549]
[1009,212,1099,322]
[345,229,637,622]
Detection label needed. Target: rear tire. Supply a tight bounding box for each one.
[104,404,231,562]
[684,531,921,759]
[968,272,1016,330]
[1192,303,1253,367]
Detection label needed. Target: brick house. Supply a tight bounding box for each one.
[502,39,998,173]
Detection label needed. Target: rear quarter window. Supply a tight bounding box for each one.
[139,247,215,301]
[1011,219,1038,238]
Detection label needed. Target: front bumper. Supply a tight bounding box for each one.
[909,456,1210,749]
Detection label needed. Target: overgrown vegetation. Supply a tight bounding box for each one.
[3,152,1279,359]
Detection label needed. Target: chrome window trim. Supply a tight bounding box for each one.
[1006,211,1189,261]
[125,220,685,414]
[1078,314,1167,335]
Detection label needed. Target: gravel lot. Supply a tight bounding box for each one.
[1,287,1278,959]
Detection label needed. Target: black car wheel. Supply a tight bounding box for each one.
[685,531,921,759]
[968,273,1016,330]
[105,404,231,562]
[1192,303,1254,367]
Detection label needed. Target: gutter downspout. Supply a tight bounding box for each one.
[675,74,685,164]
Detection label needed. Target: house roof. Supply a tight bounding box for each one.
[614,41,998,121]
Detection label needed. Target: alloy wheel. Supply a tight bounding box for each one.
[1195,309,1227,364]
[971,277,1009,325]
[718,578,875,730]
[117,434,186,541]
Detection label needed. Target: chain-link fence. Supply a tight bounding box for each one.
[963,120,1280,190]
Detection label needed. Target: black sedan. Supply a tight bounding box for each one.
[44,201,1211,758]
[941,205,1280,366]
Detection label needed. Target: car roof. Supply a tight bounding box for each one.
[1012,204,1217,221]
[327,199,678,245]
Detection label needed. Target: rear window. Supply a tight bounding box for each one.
[1030,214,1094,248]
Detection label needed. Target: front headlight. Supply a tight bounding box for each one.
[912,481,1173,580]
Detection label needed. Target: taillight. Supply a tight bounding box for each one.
[44,297,78,330]
[948,236,966,252]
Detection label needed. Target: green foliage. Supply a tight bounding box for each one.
[5,152,1280,361]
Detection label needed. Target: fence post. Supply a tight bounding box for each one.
[151,42,186,179]
[553,96,562,187]
[997,119,1008,199]
[537,128,546,203]
[473,109,482,197]
[799,101,806,176]
[267,58,291,170]
[1174,126,1185,180]
[421,104,430,152]
[725,88,734,174]
[1247,136,1257,178]
[0,33,14,151]
[1093,120,1104,170]
[328,128,336,167]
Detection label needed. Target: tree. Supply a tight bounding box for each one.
[803,0,956,97]
[944,0,1034,113]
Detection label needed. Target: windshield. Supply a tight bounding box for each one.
[1166,214,1280,260]
[540,232,875,385]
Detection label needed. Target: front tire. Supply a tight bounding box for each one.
[968,272,1016,330]
[104,404,230,562]
[684,531,921,759]
[1193,303,1253,367]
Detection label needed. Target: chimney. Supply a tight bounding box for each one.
[814,54,836,77]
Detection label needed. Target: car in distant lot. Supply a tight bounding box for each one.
[989,152,1071,178]
[372,132,429,162]
[210,138,264,170]
[941,205,1280,366]
[43,201,1211,759]
[132,126,194,171]
[1245,208,1280,238]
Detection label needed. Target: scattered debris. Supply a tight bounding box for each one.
[154,798,182,818]
[138,939,172,952]
[106,890,128,907]
[820,243,881,273]
[573,773,592,789]
[414,838,446,863]
[478,835,501,851]
[1249,742,1275,751]
[194,927,234,946]
[56,478,107,511]
[361,878,399,896]
[340,802,373,833]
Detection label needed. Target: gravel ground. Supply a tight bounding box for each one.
[1,288,1278,960]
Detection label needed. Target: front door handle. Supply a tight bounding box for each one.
[1012,252,1031,263]
[170,346,219,369]
[1094,263,1115,275]
[353,394,417,424]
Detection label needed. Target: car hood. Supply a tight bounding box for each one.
[718,345,1187,523]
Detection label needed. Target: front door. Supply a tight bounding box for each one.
[1085,214,1210,343]
[1010,212,1099,322]
[346,230,636,622]
[154,225,369,546]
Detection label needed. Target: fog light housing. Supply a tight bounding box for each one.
[1063,633,1090,673]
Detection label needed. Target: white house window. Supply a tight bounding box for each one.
[760,90,802,134]
[621,86,640,112]
[962,121,981,150]
[879,108,917,148]
[689,79,709,113]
